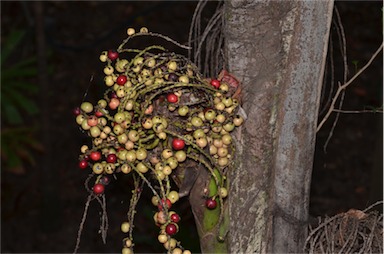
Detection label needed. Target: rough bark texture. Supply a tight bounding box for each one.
[225,1,333,253]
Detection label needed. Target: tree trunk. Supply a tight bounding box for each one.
[225,1,333,253]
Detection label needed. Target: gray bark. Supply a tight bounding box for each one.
[225,1,333,253]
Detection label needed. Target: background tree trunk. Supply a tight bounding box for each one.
[225,1,334,253]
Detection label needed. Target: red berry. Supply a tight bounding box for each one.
[78,160,88,169]
[170,213,181,223]
[93,183,105,195]
[107,50,119,61]
[90,151,101,161]
[210,79,220,89]
[166,93,178,103]
[95,111,103,117]
[172,138,185,150]
[73,107,81,116]
[165,223,178,236]
[106,154,117,163]
[205,198,217,209]
[158,198,172,211]
[116,75,127,86]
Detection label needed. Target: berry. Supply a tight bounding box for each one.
[166,93,178,103]
[95,111,103,117]
[78,160,88,169]
[107,50,119,61]
[172,138,185,150]
[117,75,127,86]
[158,198,172,211]
[170,213,181,223]
[100,175,111,185]
[93,183,105,195]
[106,154,117,163]
[205,198,217,209]
[90,151,101,161]
[73,107,81,116]
[165,223,178,236]
[210,79,220,89]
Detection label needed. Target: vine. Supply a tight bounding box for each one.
[73,27,244,254]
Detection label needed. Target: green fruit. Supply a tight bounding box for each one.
[80,102,93,113]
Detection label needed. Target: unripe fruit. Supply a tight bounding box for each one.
[92,163,104,174]
[167,191,179,204]
[136,162,148,173]
[158,234,168,244]
[104,66,114,75]
[121,164,132,174]
[122,247,132,254]
[121,222,130,233]
[80,102,93,113]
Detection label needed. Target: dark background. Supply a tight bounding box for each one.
[1,1,382,253]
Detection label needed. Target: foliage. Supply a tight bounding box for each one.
[1,29,42,174]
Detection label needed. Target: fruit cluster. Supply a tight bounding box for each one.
[74,27,244,254]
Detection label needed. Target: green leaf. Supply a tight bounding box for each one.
[3,103,23,125]
[4,87,39,116]
[1,66,37,80]
[1,29,26,65]
[3,81,39,93]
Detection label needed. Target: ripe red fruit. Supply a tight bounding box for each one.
[106,154,117,163]
[165,223,178,236]
[158,198,172,211]
[205,198,217,209]
[93,183,105,195]
[107,50,119,61]
[78,160,88,169]
[172,138,185,150]
[170,213,181,223]
[116,75,127,86]
[166,93,178,103]
[90,151,101,161]
[95,111,103,117]
[210,79,220,89]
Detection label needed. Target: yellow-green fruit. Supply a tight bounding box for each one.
[122,247,132,254]
[103,66,114,75]
[121,222,130,233]
[158,234,168,244]
[80,102,93,113]
[89,126,100,137]
[136,162,148,173]
[92,163,104,174]
[168,191,179,204]
[162,165,172,176]
[151,196,159,206]
[118,133,128,144]
[164,238,177,250]
[220,187,228,198]
[172,248,183,254]
[114,112,126,123]
[124,239,132,247]
[121,164,132,174]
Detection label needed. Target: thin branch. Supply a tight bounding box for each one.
[332,109,383,114]
[316,43,383,132]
